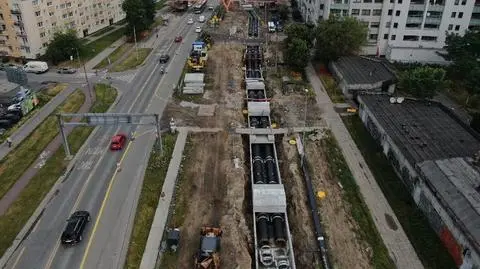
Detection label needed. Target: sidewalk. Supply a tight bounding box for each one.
[0,87,93,216]
[85,37,126,71]
[305,63,424,269]
[0,86,76,161]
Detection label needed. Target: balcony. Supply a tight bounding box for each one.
[11,9,21,14]
[13,21,23,26]
[427,4,444,12]
[331,3,349,9]
[407,16,423,24]
[425,17,441,24]
[16,31,27,37]
[409,4,425,11]
[474,6,480,13]
[470,18,480,26]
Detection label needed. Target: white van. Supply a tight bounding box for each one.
[198,15,205,23]
[268,21,276,33]
[23,61,49,74]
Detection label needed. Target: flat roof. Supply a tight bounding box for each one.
[359,94,480,164]
[333,56,395,85]
[252,184,286,213]
[0,80,20,95]
[417,158,480,251]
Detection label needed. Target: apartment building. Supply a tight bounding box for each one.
[298,0,480,63]
[0,0,126,59]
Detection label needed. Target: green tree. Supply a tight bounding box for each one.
[122,0,155,36]
[315,16,367,62]
[443,30,480,105]
[277,4,289,21]
[398,66,447,99]
[285,23,314,47]
[45,30,83,64]
[284,38,310,70]
[471,113,480,133]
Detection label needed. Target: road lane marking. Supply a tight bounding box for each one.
[79,140,134,269]
[11,247,25,269]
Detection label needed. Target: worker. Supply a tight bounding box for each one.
[6,137,12,148]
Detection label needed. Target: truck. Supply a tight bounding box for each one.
[23,61,48,74]
[194,227,222,269]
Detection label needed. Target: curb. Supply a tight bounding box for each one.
[0,88,122,269]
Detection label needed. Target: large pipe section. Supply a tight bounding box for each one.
[272,214,286,245]
[256,214,270,246]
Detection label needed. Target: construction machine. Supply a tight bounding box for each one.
[194,226,222,269]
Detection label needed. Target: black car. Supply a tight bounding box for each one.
[61,211,91,245]
[57,67,77,74]
[159,54,170,63]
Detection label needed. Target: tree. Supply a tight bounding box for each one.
[398,66,447,99]
[122,0,155,36]
[285,23,314,47]
[471,113,480,133]
[45,30,83,64]
[284,38,310,70]
[315,16,367,62]
[443,30,480,105]
[277,4,289,22]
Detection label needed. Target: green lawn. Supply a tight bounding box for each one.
[94,43,133,69]
[124,134,177,269]
[319,74,344,103]
[0,89,85,202]
[91,26,114,37]
[0,84,117,258]
[112,48,152,72]
[83,27,126,59]
[317,132,394,269]
[342,115,457,269]
[155,0,167,10]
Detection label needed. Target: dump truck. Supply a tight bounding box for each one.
[194,226,222,269]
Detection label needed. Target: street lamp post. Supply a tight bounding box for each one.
[303,88,309,148]
[73,47,93,101]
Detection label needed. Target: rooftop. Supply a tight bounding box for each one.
[359,94,480,164]
[417,158,480,251]
[333,56,396,85]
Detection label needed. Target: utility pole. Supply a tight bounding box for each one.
[74,47,93,101]
[57,115,72,159]
[155,114,163,155]
[303,88,309,148]
[133,25,139,61]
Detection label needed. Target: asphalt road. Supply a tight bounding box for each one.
[4,9,210,269]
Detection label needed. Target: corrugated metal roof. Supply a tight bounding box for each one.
[333,56,395,85]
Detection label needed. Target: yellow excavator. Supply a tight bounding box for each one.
[194,227,223,269]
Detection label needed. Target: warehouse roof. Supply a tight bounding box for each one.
[359,94,480,164]
[417,158,480,250]
[333,56,396,85]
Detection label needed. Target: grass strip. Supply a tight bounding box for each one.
[124,133,177,269]
[94,43,133,69]
[91,26,114,37]
[83,27,126,59]
[342,116,456,269]
[318,74,344,103]
[0,84,67,144]
[112,48,152,72]
[155,0,167,10]
[0,84,117,257]
[319,131,394,269]
[0,89,85,201]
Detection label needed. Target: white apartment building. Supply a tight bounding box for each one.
[0,0,126,59]
[298,0,480,63]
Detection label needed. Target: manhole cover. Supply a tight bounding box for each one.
[385,213,398,231]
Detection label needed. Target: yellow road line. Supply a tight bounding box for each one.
[79,140,134,269]
[11,247,25,269]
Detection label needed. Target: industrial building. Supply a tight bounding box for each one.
[357,93,480,268]
[244,44,296,269]
[329,56,396,99]
[296,0,480,63]
[0,0,126,59]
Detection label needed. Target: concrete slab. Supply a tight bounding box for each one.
[197,104,216,116]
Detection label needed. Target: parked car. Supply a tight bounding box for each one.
[188,18,194,24]
[15,89,31,103]
[7,103,21,111]
[110,133,127,150]
[159,54,170,64]
[198,15,205,23]
[175,36,183,42]
[61,211,91,245]
[208,5,214,10]
[57,67,76,74]
[195,26,202,33]
[23,61,49,74]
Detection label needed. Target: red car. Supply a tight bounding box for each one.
[174,36,182,42]
[110,133,127,150]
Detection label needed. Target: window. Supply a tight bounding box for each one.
[33,0,38,5]
[37,22,43,27]
[391,34,396,40]
[78,3,82,7]
[42,42,47,47]
[35,11,41,16]
[25,47,30,53]
[68,12,73,16]
[47,1,52,5]
[448,24,453,30]
[373,9,382,16]
[459,12,463,18]
[79,12,84,16]
[369,34,378,40]
[388,9,393,15]
[40,32,45,37]
[394,22,398,28]
[403,35,419,41]
[351,9,360,15]
[455,25,460,30]
[342,9,349,16]
[421,36,437,41]
[370,22,380,28]
[454,0,459,4]
[461,0,466,4]
[60,3,65,8]
[361,9,371,16]
[364,0,372,2]
[396,10,401,16]
[52,22,56,26]
[384,34,389,39]
[398,0,402,3]
[101,19,104,23]
[66,2,71,7]
[62,13,67,18]
[451,12,456,18]
[374,0,382,2]
[386,21,391,27]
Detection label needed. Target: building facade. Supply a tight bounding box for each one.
[298,0,480,63]
[0,0,126,59]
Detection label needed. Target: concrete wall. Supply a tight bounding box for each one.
[386,46,449,65]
